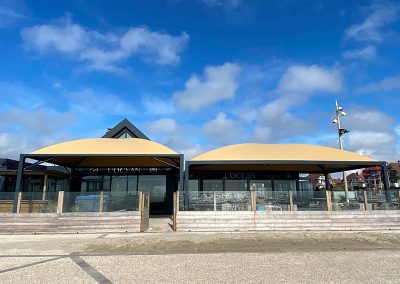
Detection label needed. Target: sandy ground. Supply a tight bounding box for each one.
[1,231,400,283]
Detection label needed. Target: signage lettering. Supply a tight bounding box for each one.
[224,172,256,180]
[87,167,160,175]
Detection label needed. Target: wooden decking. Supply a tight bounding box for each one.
[0,200,50,213]
[176,210,400,232]
[0,212,141,234]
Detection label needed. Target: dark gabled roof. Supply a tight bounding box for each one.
[102,118,149,140]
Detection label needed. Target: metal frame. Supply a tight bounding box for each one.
[12,153,184,213]
[183,159,390,210]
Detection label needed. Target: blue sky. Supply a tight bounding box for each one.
[1,0,400,161]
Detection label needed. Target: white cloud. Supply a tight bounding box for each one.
[272,65,343,96]
[341,107,398,161]
[356,75,400,93]
[345,107,393,131]
[0,133,29,158]
[252,64,343,143]
[203,112,240,145]
[66,89,135,116]
[348,131,395,149]
[120,27,189,65]
[148,118,177,134]
[0,108,74,135]
[395,124,400,137]
[343,45,376,60]
[344,2,399,43]
[21,15,189,73]
[252,126,272,143]
[21,16,87,53]
[347,131,397,161]
[0,6,26,28]
[173,63,240,111]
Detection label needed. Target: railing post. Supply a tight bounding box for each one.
[16,191,22,213]
[325,190,332,211]
[139,191,144,232]
[57,191,64,213]
[397,189,400,209]
[289,190,294,211]
[363,190,368,210]
[251,190,256,212]
[173,191,178,232]
[42,174,48,201]
[99,190,104,213]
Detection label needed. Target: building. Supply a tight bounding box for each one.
[308,174,336,190]
[346,172,365,189]
[1,119,183,215]
[1,119,393,215]
[183,144,390,210]
[388,162,400,188]
[361,166,383,189]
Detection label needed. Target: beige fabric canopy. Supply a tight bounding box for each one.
[31,138,178,156]
[28,138,181,168]
[189,143,382,173]
[191,143,376,162]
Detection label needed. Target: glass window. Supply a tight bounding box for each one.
[138,175,166,203]
[274,180,296,191]
[7,176,16,192]
[48,178,65,192]
[250,180,272,195]
[111,176,127,193]
[23,177,42,192]
[189,180,199,191]
[102,176,111,191]
[127,176,138,195]
[0,176,5,192]
[203,180,223,191]
[81,176,106,192]
[225,180,248,191]
[117,132,133,139]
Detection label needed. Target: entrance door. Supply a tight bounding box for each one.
[138,175,166,215]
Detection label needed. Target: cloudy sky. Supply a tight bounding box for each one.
[1,0,400,161]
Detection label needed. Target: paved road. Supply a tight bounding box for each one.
[1,232,400,283]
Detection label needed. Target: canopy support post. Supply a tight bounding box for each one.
[179,154,184,211]
[381,164,391,203]
[13,155,25,213]
[184,161,190,211]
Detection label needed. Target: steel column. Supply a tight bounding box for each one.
[381,164,391,203]
[13,154,25,213]
[184,161,190,210]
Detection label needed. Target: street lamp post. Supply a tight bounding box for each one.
[332,100,350,201]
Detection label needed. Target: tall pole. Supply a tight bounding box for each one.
[335,100,349,201]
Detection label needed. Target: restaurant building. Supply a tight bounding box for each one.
[1,119,393,215]
[183,143,390,210]
[1,119,183,215]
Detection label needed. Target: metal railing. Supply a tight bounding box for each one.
[179,189,400,212]
[0,191,142,213]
